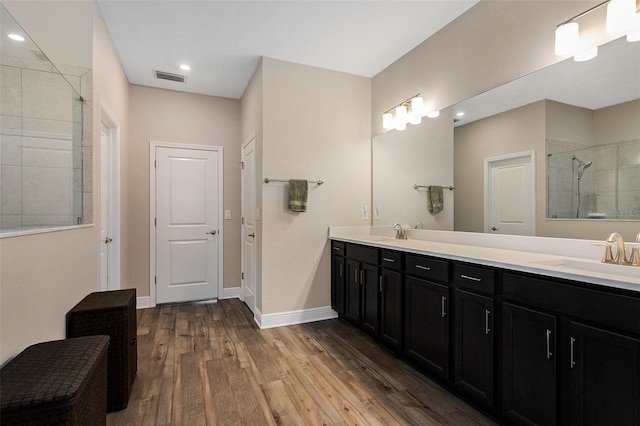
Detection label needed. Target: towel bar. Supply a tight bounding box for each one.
[264,178,324,185]
[414,184,455,190]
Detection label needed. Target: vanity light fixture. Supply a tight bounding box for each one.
[7,33,24,41]
[179,64,191,71]
[555,0,640,60]
[382,94,440,131]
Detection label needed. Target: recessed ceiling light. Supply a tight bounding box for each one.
[456,112,465,117]
[8,33,25,42]
[179,64,191,71]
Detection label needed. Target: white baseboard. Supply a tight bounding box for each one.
[254,306,338,329]
[136,296,152,309]
[222,287,240,299]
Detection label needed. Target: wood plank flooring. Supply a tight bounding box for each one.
[107,299,497,426]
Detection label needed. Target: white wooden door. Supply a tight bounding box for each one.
[485,153,534,236]
[156,147,220,304]
[241,138,256,313]
[99,123,110,290]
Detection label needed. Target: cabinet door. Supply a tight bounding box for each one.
[331,254,345,315]
[569,322,640,426]
[380,268,403,351]
[503,303,557,426]
[405,276,449,379]
[360,263,380,336]
[344,259,361,324]
[454,289,494,407]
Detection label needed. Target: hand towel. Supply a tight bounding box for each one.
[289,179,308,212]
[428,185,444,214]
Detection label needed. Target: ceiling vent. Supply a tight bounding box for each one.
[154,70,185,83]
[30,50,49,62]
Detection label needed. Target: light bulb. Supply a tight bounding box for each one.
[426,110,440,118]
[574,46,598,62]
[606,0,637,33]
[382,113,394,130]
[555,22,580,55]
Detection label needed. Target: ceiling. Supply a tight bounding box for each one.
[96,0,479,99]
[453,35,640,127]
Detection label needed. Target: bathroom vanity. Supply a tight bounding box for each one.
[329,228,639,426]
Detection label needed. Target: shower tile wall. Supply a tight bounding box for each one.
[547,139,640,219]
[0,55,91,230]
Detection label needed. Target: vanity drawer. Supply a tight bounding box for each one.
[380,250,402,271]
[346,244,378,265]
[453,264,495,295]
[331,241,345,256]
[405,254,449,283]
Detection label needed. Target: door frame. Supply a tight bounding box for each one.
[240,133,257,313]
[98,97,121,291]
[483,150,536,235]
[149,141,224,307]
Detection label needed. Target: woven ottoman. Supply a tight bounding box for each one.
[0,335,109,426]
[67,289,137,411]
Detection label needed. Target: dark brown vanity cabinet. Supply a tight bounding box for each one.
[503,273,640,426]
[502,303,557,426]
[568,322,640,426]
[330,241,346,316]
[452,264,496,408]
[404,254,450,380]
[330,240,640,425]
[344,244,379,332]
[379,250,403,351]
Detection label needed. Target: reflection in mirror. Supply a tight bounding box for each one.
[372,107,454,229]
[373,35,639,239]
[454,35,639,237]
[0,4,92,232]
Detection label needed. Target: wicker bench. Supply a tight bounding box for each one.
[0,335,109,425]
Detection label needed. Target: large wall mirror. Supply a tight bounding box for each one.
[0,4,92,233]
[372,35,639,241]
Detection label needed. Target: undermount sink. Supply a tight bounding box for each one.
[534,258,640,280]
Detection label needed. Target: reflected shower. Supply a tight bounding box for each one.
[573,156,592,179]
[573,156,592,218]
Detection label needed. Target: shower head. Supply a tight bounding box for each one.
[576,159,592,179]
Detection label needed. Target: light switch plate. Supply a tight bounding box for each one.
[374,206,381,220]
[224,210,231,220]
[362,205,369,220]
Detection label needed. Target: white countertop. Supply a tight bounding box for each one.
[329,227,640,293]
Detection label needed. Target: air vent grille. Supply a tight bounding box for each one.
[30,50,49,62]
[154,70,185,83]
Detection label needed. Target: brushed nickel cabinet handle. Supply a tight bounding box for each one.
[360,270,364,285]
[570,337,576,368]
[415,264,431,271]
[441,296,447,318]
[355,269,359,284]
[379,276,384,293]
[339,263,343,277]
[461,274,482,282]
[382,257,396,263]
[546,329,553,359]
[485,310,491,335]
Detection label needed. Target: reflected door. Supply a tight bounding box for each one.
[485,153,534,236]
[155,147,219,304]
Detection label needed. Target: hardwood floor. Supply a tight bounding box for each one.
[107,299,497,425]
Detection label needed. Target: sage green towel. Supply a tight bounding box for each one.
[289,179,308,212]
[428,185,444,213]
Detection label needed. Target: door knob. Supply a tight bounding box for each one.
[206,230,217,235]
[248,233,255,238]
[491,226,498,231]
[105,237,113,244]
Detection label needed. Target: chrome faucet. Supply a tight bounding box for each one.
[392,223,407,240]
[606,232,629,265]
